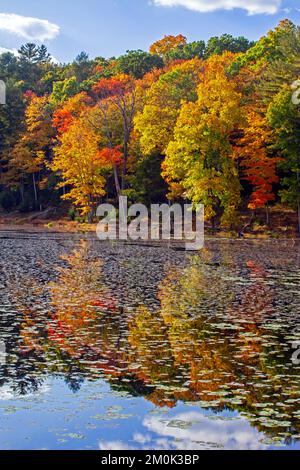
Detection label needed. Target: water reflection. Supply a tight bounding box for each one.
[0,236,299,449]
[99,410,269,450]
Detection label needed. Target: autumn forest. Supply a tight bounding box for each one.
[0,19,300,233]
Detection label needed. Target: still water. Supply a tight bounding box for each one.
[0,233,299,450]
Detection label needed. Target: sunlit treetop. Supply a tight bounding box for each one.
[149,34,187,57]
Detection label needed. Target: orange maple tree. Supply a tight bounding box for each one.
[236,105,281,211]
[149,34,187,56]
[52,92,90,134]
[96,146,123,168]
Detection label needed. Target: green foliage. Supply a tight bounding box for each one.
[165,41,206,61]
[68,206,77,221]
[231,19,296,73]
[267,88,300,212]
[70,52,94,83]
[40,68,66,94]
[116,50,164,79]
[127,153,168,204]
[205,34,254,58]
[18,43,51,63]
[0,52,18,79]
[51,77,79,105]
[259,25,300,103]
[0,78,25,156]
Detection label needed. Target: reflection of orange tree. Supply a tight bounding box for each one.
[44,242,185,401]
[42,246,300,442]
[11,276,47,356]
[45,241,129,376]
[232,261,274,363]
[10,242,300,441]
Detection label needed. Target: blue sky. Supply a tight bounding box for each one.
[0,0,300,62]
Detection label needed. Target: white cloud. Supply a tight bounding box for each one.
[133,433,152,445]
[0,46,19,55]
[143,411,269,450]
[99,441,133,450]
[98,410,271,451]
[153,0,283,15]
[0,13,60,41]
[0,383,50,400]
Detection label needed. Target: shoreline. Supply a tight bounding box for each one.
[0,222,299,241]
[1,206,299,240]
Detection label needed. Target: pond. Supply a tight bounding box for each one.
[0,233,299,450]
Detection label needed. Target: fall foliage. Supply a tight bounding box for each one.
[149,34,187,57]
[163,53,243,226]
[1,21,300,231]
[9,241,300,438]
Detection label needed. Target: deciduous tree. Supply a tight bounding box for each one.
[135,59,202,156]
[149,34,187,57]
[235,105,280,222]
[163,54,242,227]
[51,117,106,220]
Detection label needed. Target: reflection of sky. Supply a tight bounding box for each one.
[100,410,268,450]
[0,384,49,401]
[0,378,300,450]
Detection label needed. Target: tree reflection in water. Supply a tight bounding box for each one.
[0,239,299,445]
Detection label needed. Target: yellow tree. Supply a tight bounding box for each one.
[51,115,106,221]
[134,58,202,156]
[163,53,243,227]
[53,91,125,202]
[6,94,54,206]
[88,98,124,197]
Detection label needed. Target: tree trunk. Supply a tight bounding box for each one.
[32,173,38,209]
[87,196,95,224]
[20,182,24,203]
[266,204,270,226]
[122,138,128,191]
[114,166,121,198]
[87,211,94,224]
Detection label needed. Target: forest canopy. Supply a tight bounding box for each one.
[0,22,299,232]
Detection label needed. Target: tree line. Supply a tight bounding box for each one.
[0,20,299,232]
